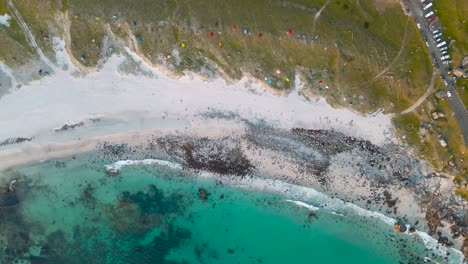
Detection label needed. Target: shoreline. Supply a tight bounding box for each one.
[0,41,466,260]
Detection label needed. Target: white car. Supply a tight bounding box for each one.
[425,42,430,47]
[433,32,442,38]
[439,46,448,51]
[447,91,452,97]
[432,29,440,34]
[417,23,421,29]
[441,55,450,60]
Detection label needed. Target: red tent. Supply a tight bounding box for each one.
[209,32,214,38]
[231,25,236,31]
[258,33,263,38]
[287,29,293,35]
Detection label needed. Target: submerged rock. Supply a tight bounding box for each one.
[0,188,20,208]
[105,167,119,176]
[198,188,207,201]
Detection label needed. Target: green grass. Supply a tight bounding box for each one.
[455,187,468,200]
[0,0,35,66]
[455,79,468,109]
[2,0,433,102]
[393,112,421,145]
[432,0,468,65]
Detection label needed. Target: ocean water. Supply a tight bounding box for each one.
[0,154,462,264]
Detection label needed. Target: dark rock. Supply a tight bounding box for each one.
[452,210,468,227]
[437,236,449,245]
[198,188,207,201]
[399,225,407,233]
[0,137,32,146]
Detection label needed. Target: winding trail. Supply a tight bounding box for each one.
[368,18,410,84]
[312,0,330,34]
[400,71,436,115]
[7,0,56,71]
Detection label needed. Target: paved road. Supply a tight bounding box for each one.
[403,0,468,145]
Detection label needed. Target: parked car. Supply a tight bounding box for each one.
[433,32,442,38]
[417,23,421,29]
[435,38,442,43]
[436,41,447,48]
[439,46,448,51]
[428,15,435,22]
[432,29,440,34]
[422,2,433,10]
[441,55,450,60]
[424,11,434,18]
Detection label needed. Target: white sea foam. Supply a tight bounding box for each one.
[105,158,464,263]
[104,159,182,171]
[286,200,319,211]
[0,14,11,27]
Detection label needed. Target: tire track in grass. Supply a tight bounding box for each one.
[7,0,57,71]
[400,71,436,115]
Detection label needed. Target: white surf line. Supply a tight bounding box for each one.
[103,159,464,262]
[104,159,183,171]
[7,0,57,71]
[286,199,319,211]
[400,71,437,115]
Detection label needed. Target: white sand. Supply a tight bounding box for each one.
[0,14,11,27]
[0,37,394,170]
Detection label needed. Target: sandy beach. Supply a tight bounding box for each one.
[0,40,465,261]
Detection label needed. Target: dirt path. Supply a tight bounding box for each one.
[369,17,410,83]
[400,71,436,115]
[7,0,56,71]
[312,0,331,34]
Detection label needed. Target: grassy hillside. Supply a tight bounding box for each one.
[5,0,432,114]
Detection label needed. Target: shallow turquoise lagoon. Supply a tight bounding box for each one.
[0,155,458,263]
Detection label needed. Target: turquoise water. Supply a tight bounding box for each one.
[0,155,460,263]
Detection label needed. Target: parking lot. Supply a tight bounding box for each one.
[403,0,468,145]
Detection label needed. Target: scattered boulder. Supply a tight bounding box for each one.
[461,55,468,68]
[105,168,119,176]
[431,111,445,120]
[198,188,207,201]
[438,137,448,148]
[399,224,407,233]
[448,160,456,167]
[437,236,452,246]
[435,90,446,99]
[453,67,468,79]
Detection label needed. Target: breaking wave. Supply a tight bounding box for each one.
[104,158,465,263]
